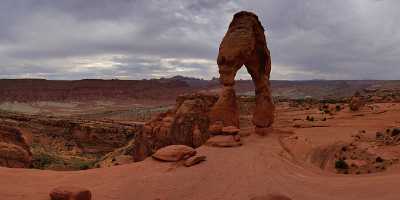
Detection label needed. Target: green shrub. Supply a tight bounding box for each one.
[69,158,94,170]
[335,159,349,170]
[31,152,61,169]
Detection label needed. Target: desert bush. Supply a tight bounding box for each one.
[335,159,349,170]
[391,128,400,136]
[375,157,384,163]
[69,158,95,170]
[306,116,314,121]
[31,152,62,169]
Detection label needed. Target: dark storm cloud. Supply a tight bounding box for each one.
[0,0,399,80]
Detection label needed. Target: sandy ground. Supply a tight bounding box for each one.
[2,103,400,200]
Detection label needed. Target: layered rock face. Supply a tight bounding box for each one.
[0,111,143,169]
[0,112,142,154]
[210,11,275,134]
[0,124,32,168]
[132,93,218,161]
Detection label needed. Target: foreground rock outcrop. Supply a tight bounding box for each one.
[210,11,274,135]
[0,111,142,169]
[132,92,218,161]
[0,124,32,168]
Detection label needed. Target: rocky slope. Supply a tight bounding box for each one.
[0,124,32,168]
[0,111,143,170]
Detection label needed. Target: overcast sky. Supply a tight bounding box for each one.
[0,0,399,80]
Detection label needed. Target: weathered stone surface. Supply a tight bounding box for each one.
[152,145,196,162]
[50,186,92,200]
[184,155,206,167]
[210,11,274,132]
[209,86,240,128]
[206,135,242,147]
[0,124,32,168]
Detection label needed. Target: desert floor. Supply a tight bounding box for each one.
[1,103,400,200]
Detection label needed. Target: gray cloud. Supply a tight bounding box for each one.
[0,0,399,80]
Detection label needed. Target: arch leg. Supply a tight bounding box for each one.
[245,53,274,135]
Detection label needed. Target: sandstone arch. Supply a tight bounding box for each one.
[209,11,275,135]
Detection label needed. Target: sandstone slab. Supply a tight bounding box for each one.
[184,155,206,167]
[152,145,196,162]
[206,135,242,147]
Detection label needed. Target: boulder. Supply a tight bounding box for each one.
[184,155,206,167]
[49,186,91,200]
[152,145,196,162]
[206,135,242,147]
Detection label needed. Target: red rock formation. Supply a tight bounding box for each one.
[210,11,275,135]
[132,92,218,161]
[0,124,32,168]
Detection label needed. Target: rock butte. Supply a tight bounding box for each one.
[210,11,275,135]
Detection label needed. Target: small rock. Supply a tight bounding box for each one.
[50,186,92,200]
[222,126,240,135]
[206,135,242,147]
[152,145,196,162]
[184,155,206,167]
